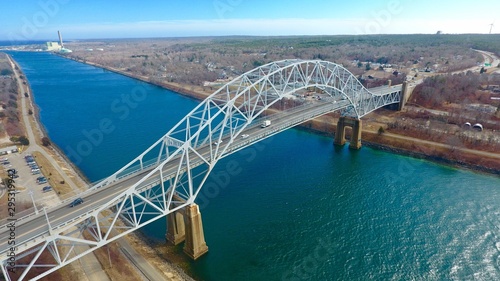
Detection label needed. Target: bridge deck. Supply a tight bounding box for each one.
[0,82,405,258]
[0,82,405,260]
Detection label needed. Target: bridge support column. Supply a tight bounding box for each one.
[183,204,208,260]
[334,117,347,146]
[398,81,408,111]
[334,117,362,149]
[166,211,185,245]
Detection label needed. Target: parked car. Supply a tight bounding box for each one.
[37,177,47,184]
[42,186,52,192]
[69,198,84,207]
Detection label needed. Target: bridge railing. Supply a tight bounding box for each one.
[0,91,384,230]
[0,204,44,230]
[115,156,167,180]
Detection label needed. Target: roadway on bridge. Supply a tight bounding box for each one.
[1,77,403,261]
[0,98,351,260]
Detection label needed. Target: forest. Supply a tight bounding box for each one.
[0,53,23,137]
[64,34,500,86]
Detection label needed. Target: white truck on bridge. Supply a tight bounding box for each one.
[261,120,271,128]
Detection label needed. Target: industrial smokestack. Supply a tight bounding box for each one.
[58,30,64,48]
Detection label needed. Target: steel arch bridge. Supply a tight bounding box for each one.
[0,59,403,280]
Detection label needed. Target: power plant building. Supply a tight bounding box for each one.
[44,31,72,53]
[44,41,62,51]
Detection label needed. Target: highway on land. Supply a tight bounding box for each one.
[0,98,352,259]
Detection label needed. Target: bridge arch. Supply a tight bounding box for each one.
[1,60,403,280]
[100,60,399,177]
[96,59,403,204]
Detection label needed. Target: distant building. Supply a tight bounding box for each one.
[44,31,72,53]
[473,123,483,131]
[0,146,19,155]
[44,42,61,51]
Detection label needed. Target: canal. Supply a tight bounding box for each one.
[10,51,500,281]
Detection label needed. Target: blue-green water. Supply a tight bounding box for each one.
[9,51,500,280]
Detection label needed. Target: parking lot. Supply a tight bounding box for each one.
[2,152,60,209]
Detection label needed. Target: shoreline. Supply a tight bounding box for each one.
[5,52,92,186]
[4,49,498,279]
[296,124,500,176]
[23,72,93,186]
[8,53,193,281]
[61,54,500,176]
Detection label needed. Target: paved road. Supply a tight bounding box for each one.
[0,75,399,279]
[451,49,500,75]
[9,56,81,194]
[9,54,170,281]
[0,81,404,257]
[119,238,167,281]
[0,98,352,256]
[371,129,500,160]
[7,55,111,281]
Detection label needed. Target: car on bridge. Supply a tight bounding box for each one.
[69,197,83,207]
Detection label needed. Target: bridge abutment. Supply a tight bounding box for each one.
[398,81,409,111]
[183,204,209,260]
[334,117,362,149]
[166,210,186,245]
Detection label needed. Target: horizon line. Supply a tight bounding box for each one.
[1,32,499,43]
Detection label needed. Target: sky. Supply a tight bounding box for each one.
[1,0,499,41]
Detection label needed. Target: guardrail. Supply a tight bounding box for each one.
[0,99,349,258]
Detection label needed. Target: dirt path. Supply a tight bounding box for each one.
[365,128,500,160]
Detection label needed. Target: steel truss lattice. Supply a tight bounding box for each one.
[0,59,402,280]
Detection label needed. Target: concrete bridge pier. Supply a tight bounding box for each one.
[398,81,409,111]
[166,210,185,245]
[334,116,362,149]
[183,204,209,260]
